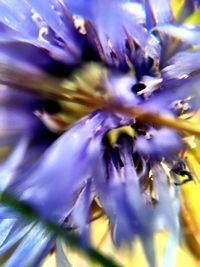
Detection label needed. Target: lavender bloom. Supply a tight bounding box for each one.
[0,1,200,266]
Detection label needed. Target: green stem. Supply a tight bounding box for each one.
[0,192,121,267]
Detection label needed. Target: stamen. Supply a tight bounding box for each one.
[103,102,200,136]
[0,62,200,136]
[90,211,104,223]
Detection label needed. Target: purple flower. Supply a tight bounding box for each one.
[0,1,200,266]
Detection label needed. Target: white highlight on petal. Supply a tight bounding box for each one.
[122,2,145,23]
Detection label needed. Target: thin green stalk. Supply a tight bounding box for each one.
[0,192,121,267]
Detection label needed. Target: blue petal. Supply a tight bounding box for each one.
[152,164,181,234]
[0,58,40,134]
[7,112,120,221]
[92,136,180,250]
[64,0,144,21]
[0,136,29,191]
[0,0,38,36]
[25,0,81,57]
[152,165,181,267]
[71,180,92,245]
[66,0,148,69]
[145,0,173,29]
[107,75,139,106]
[0,40,73,71]
[0,220,33,256]
[140,235,156,267]
[0,1,81,64]
[25,0,64,36]
[162,50,200,79]
[4,223,50,267]
[62,0,94,19]
[135,128,183,160]
[0,206,22,219]
[111,182,143,245]
[56,239,72,267]
[153,24,200,46]
[0,106,37,134]
[0,219,15,246]
[160,233,179,267]
[142,72,200,113]
[31,239,54,267]
[92,138,150,243]
[0,33,77,64]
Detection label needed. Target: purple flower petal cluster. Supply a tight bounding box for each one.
[0,0,200,266]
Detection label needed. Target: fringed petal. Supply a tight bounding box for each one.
[7,112,120,221]
[0,1,197,266]
[92,137,148,242]
[65,0,149,70]
[142,73,200,114]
